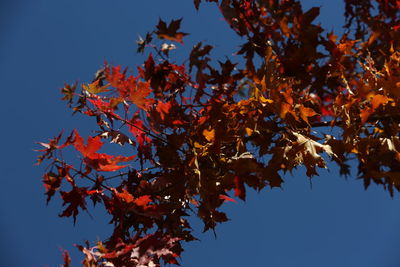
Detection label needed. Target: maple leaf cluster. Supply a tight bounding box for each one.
[37,0,400,266]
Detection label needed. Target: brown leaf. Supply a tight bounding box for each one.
[156,18,188,44]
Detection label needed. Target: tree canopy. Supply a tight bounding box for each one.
[37,0,400,266]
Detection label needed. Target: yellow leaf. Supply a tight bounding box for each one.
[203,129,215,142]
[82,80,110,94]
[194,141,202,148]
[259,95,273,104]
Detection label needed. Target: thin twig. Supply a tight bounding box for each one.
[114,115,186,153]
[54,158,113,192]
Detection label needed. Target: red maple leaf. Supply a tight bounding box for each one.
[128,119,152,148]
[155,100,172,120]
[84,154,135,172]
[73,130,103,157]
[73,130,135,172]
[106,65,125,88]
[134,195,152,207]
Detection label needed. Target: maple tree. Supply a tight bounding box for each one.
[37,0,400,266]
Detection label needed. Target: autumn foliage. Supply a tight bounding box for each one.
[37,0,400,266]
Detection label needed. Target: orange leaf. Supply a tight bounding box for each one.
[279,103,292,119]
[115,188,135,203]
[299,106,317,125]
[202,128,215,142]
[130,81,153,110]
[360,94,389,124]
[371,94,389,110]
[82,80,110,94]
[156,101,172,120]
[360,108,373,124]
[134,195,152,207]
[245,127,253,136]
[282,88,293,105]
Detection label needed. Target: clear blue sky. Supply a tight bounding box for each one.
[1,1,400,266]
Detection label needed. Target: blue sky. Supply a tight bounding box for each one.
[1,1,400,266]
